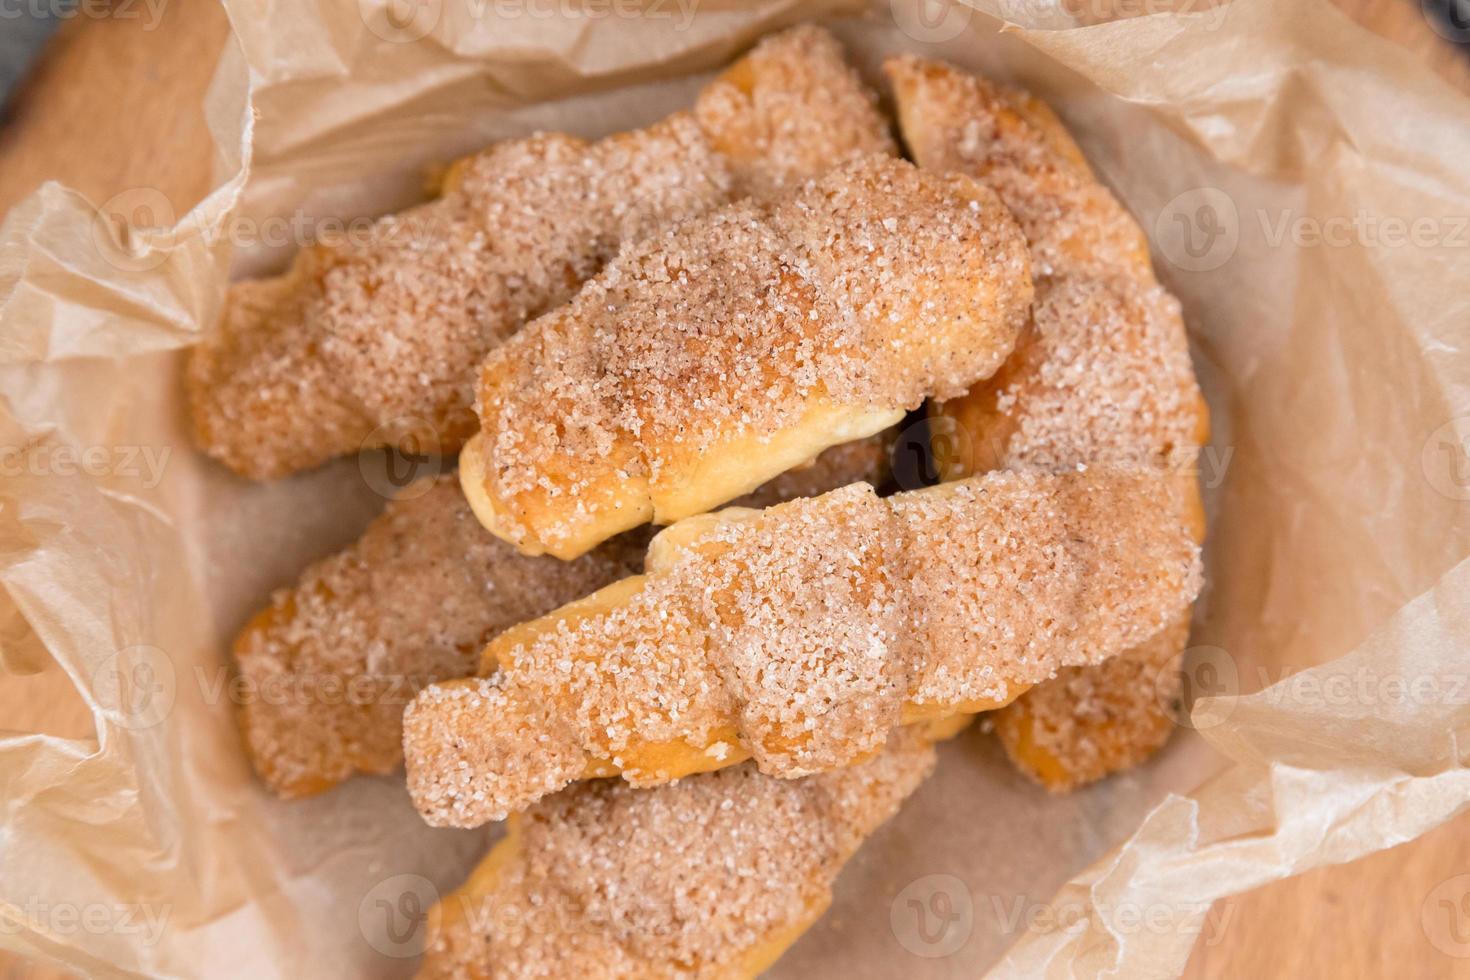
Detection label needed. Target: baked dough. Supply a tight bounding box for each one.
[417,722,964,980]
[232,477,645,798]
[188,25,895,480]
[462,155,1034,559]
[403,468,1202,826]
[886,56,1209,790]
[234,437,892,798]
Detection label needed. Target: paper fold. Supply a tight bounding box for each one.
[2,1,1468,976]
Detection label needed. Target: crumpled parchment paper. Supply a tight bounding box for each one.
[2,1,1468,976]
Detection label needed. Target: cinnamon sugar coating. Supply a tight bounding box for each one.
[234,437,890,798]
[470,155,1033,559]
[947,275,1205,479]
[887,56,1209,790]
[419,727,937,980]
[885,55,1150,283]
[233,476,645,798]
[403,469,1201,826]
[188,25,894,480]
[991,611,1190,792]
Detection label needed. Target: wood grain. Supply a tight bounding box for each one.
[0,2,1466,979]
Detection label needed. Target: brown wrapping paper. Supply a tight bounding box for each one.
[2,0,1469,976]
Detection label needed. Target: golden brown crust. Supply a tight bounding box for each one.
[468,155,1033,559]
[886,56,1209,790]
[403,469,1201,827]
[730,428,894,509]
[417,727,942,980]
[188,26,894,481]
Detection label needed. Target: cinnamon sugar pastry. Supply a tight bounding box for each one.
[886,56,1209,791]
[403,468,1202,826]
[418,722,960,980]
[460,155,1034,559]
[188,25,894,480]
[234,437,891,798]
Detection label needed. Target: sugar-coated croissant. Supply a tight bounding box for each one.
[188,26,895,480]
[887,55,1209,790]
[417,722,961,980]
[461,154,1033,559]
[404,468,1201,826]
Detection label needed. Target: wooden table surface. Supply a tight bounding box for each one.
[1,2,1467,978]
